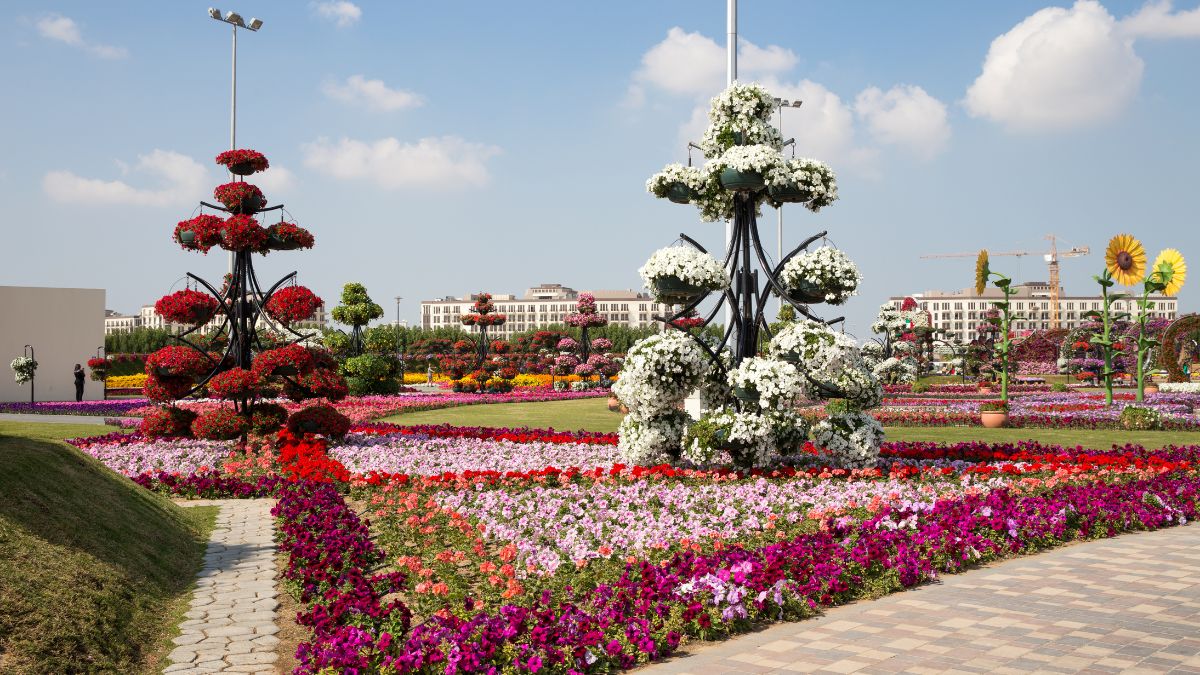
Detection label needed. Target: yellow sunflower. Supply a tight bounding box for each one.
[1104,234,1146,286]
[1151,248,1187,296]
[974,250,989,295]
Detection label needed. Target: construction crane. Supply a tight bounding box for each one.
[921,235,1090,329]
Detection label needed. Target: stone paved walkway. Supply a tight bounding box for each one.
[165,499,280,675]
[645,524,1200,674]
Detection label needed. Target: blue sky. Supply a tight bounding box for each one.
[2,1,1198,339]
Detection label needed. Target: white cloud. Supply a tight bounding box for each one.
[1121,0,1200,38]
[965,1,1143,131]
[628,27,797,103]
[312,1,362,27]
[36,13,128,59]
[301,136,500,189]
[43,150,208,207]
[252,166,296,194]
[322,75,424,112]
[855,85,950,159]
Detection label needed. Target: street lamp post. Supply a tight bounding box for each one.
[208,8,263,275]
[96,346,106,400]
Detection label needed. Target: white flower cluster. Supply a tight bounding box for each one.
[713,144,784,175]
[639,246,729,294]
[646,163,706,199]
[682,406,777,467]
[766,158,840,212]
[612,331,710,418]
[618,410,691,465]
[873,356,919,384]
[1159,382,1200,393]
[698,83,782,158]
[812,410,885,468]
[726,357,803,409]
[768,320,883,409]
[860,341,886,367]
[10,356,37,385]
[780,246,861,306]
[892,341,919,356]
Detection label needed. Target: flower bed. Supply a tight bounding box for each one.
[0,399,148,416]
[65,420,1200,674]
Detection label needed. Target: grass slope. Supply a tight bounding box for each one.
[382,398,1200,450]
[0,424,213,674]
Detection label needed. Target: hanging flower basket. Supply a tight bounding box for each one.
[220,214,268,252]
[215,149,269,176]
[788,280,826,304]
[666,182,696,204]
[174,215,224,253]
[719,168,765,192]
[214,182,266,215]
[265,221,315,251]
[652,276,707,305]
[732,385,760,404]
[264,286,322,325]
[768,182,812,203]
[145,346,209,379]
[155,289,221,326]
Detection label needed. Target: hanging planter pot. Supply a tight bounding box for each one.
[267,232,302,250]
[666,182,696,204]
[227,161,258,177]
[177,230,197,247]
[788,280,826,304]
[229,194,265,215]
[732,386,759,405]
[777,352,803,366]
[768,182,812,203]
[719,168,765,192]
[652,276,706,305]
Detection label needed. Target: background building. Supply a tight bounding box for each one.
[890,282,1179,344]
[2,286,105,402]
[420,284,669,338]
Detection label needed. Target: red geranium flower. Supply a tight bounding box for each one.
[140,405,198,438]
[286,404,352,440]
[191,407,249,440]
[265,221,315,251]
[215,149,269,175]
[220,214,268,252]
[252,344,315,377]
[143,373,195,402]
[264,286,322,325]
[214,181,266,214]
[208,367,259,400]
[174,214,225,253]
[283,368,349,402]
[155,289,221,326]
[146,346,211,378]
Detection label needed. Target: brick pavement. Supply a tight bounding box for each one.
[644,524,1200,674]
[165,499,280,675]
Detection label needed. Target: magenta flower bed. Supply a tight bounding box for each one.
[0,399,148,416]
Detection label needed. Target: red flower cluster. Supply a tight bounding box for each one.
[155,289,220,326]
[265,221,315,250]
[1072,341,1091,351]
[86,357,107,370]
[252,344,315,377]
[208,367,259,400]
[139,406,197,438]
[220,214,268,252]
[174,214,225,253]
[146,346,210,378]
[249,402,289,435]
[276,432,351,482]
[286,404,352,439]
[215,149,269,175]
[264,286,322,325]
[191,407,249,440]
[144,375,194,402]
[283,368,349,402]
[214,182,265,214]
[670,316,706,329]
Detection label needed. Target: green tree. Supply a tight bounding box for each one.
[330,282,384,355]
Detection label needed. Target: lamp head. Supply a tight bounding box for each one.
[225,11,245,27]
[248,17,263,30]
[208,7,221,19]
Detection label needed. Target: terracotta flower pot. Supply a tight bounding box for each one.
[607,396,621,412]
[1143,384,1159,396]
[980,411,1008,428]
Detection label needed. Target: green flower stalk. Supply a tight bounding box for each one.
[1085,269,1129,407]
[975,251,1020,406]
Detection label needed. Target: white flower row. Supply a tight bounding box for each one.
[780,246,861,305]
[1159,382,1200,393]
[638,246,729,292]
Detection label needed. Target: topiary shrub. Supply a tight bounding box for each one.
[286,404,352,439]
[248,402,288,435]
[139,406,197,438]
[191,407,250,440]
[1051,382,1069,393]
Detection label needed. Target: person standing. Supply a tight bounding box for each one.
[73,363,85,402]
[426,364,434,385]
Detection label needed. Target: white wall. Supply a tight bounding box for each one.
[0,286,105,403]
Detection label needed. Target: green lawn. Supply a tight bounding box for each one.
[0,423,213,673]
[381,398,1200,450]
[382,397,623,433]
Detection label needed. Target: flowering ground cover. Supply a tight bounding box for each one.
[65,420,1200,673]
[0,399,149,416]
[857,391,1200,429]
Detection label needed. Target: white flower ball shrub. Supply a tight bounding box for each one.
[726,357,803,409]
[618,410,691,465]
[780,246,861,305]
[639,247,729,294]
[812,408,885,468]
[612,331,710,418]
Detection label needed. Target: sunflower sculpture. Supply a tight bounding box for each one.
[1105,234,1146,286]
[1152,248,1187,296]
[974,250,990,295]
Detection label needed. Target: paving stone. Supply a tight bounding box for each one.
[643,525,1200,674]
